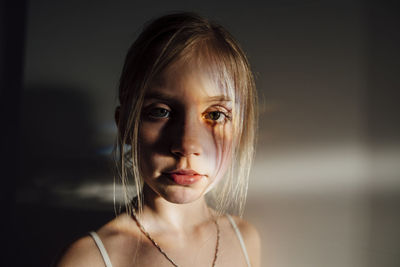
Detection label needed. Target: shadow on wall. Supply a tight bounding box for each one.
[21,86,95,158]
[19,85,114,204]
[16,85,115,266]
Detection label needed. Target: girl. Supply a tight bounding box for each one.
[57,12,260,267]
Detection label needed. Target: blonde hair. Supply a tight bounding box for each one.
[115,12,257,216]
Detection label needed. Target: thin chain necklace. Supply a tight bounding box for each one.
[131,208,220,267]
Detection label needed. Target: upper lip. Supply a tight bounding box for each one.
[165,169,202,175]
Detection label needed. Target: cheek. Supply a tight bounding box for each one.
[213,123,233,154]
[207,123,233,178]
[204,130,233,192]
[138,120,233,182]
[138,122,167,174]
[139,122,159,144]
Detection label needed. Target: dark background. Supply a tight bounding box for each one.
[1,0,399,266]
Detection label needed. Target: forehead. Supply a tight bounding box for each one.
[148,59,234,101]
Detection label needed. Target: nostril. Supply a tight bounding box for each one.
[170,115,203,157]
[170,138,203,157]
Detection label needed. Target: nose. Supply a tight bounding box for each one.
[170,114,203,157]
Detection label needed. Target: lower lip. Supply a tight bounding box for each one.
[167,173,202,185]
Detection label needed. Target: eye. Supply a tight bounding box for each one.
[204,110,230,124]
[208,111,222,121]
[148,107,170,118]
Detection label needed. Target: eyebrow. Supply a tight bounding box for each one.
[144,92,232,103]
[206,95,232,102]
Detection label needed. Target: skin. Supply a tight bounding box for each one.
[138,61,233,205]
[56,60,260,267]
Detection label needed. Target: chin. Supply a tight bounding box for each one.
[160,186,207,204]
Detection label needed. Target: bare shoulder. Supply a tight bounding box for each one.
[228,215,260,244]
[55,235,103,267]
[55,213,138,267]
[226,215,261,267]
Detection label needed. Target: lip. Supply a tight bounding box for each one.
[164,169,204,185]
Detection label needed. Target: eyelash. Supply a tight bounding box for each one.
[203,109,231,124]
[147,107,171,119]
[145,106,231,124]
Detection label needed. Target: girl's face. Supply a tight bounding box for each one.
[138,60,233,204]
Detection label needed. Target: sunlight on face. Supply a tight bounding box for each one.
[138,60,234,204]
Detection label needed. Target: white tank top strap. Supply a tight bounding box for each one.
[89,231,113,267]
[226,215,252,267]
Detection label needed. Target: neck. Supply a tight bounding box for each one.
[138,184,213,232]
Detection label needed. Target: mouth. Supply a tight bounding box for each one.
[164,169,204,185]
